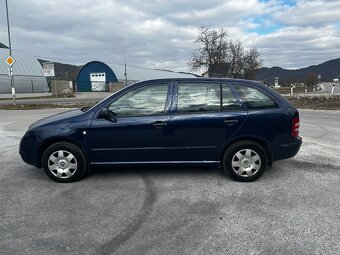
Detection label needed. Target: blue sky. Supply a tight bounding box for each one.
[1,0,340,72]
[250,0,295,35]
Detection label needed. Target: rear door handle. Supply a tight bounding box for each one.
[224,119,238,126]
[152,121,167,129]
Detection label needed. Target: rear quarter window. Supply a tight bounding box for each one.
[233,84,278,109]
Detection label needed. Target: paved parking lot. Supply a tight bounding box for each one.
[0,109,339,255]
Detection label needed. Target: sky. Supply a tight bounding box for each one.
[1,0,340,73]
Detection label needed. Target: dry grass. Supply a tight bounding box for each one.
[0,95,74,101]
[0,103,92,110]
[285,94,340,110]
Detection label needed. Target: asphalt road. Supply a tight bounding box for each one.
[0,109,339,255]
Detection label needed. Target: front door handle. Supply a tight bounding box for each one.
[224,119,238,126]
[152,121,167,129]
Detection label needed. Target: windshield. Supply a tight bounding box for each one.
[80,93,113,112]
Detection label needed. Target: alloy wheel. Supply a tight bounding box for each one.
[231,149,261,177]
[48,150,78,179]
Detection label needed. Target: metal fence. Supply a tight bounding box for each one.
[76,81,126,92]
[0,75,48,93]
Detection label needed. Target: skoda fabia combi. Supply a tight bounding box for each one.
[19,78,302,182]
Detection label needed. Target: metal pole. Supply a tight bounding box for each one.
[5,0,16,105]
[124,47,128,86]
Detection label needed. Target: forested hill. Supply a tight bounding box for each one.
[256,58,340,86]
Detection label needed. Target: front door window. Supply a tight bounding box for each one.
[108,84,169,116]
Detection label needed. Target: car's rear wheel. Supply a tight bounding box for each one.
[223,141,267,182]
[42,142,87,182]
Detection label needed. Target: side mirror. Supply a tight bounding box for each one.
[98,108,117,122]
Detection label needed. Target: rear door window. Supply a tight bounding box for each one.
[233,84,278,109]
[177,83,220,113]
[177,83,240,113]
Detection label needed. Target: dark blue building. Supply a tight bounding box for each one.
[76,61,118,92]
[76,60,196,92]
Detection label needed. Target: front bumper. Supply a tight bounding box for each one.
[19,131,41,168]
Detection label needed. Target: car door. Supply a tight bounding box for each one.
[167,81,248,162]
[229,82,288,150]
[89,82,172,164]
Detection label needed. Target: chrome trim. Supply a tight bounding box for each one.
[92,161,219,165]
[92,146,217,151]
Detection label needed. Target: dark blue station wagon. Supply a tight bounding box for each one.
[19,78,302,182]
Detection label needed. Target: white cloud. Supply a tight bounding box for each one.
[273,0,340,27]
[248,25,340,68]
[0,0,339,72]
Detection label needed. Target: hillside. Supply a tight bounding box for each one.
[256,58,340,86]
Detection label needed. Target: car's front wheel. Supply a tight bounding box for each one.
[42,142,87,182]
[223,141,267,182]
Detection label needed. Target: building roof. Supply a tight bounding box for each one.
[0,42,9,49]
[0,49,44,76]
[106,63,196,81]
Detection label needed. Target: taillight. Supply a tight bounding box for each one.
[291,116,300,138]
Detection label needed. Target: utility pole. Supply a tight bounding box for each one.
[5,0,16,105]
[124,47,128,86]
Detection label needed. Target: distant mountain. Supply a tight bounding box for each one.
[38,59,82,81]
[256,58,340,86]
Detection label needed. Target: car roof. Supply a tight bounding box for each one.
[135,77,267,90]
[137,77,259,84]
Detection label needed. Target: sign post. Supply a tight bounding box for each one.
[5,0,16,106]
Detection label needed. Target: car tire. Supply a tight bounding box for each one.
[223,141,267,182]
[42,142,87,182]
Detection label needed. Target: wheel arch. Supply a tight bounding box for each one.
[220,136,273,166]
[36,137,89,168]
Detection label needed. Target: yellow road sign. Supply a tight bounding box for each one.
[5,56,15,66]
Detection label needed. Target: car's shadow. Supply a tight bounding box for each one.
[89,165,227,179]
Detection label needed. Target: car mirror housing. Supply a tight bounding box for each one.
[98,109,117,122]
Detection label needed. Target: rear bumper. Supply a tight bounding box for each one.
[273,136,302,161]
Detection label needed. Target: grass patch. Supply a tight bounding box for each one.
[285,94,340,110]
[0,103,93,110]
[0,95,74,100]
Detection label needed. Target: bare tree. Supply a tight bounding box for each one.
[189,27,263,79]
[189,27,229,77]
[304,73,318,89]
